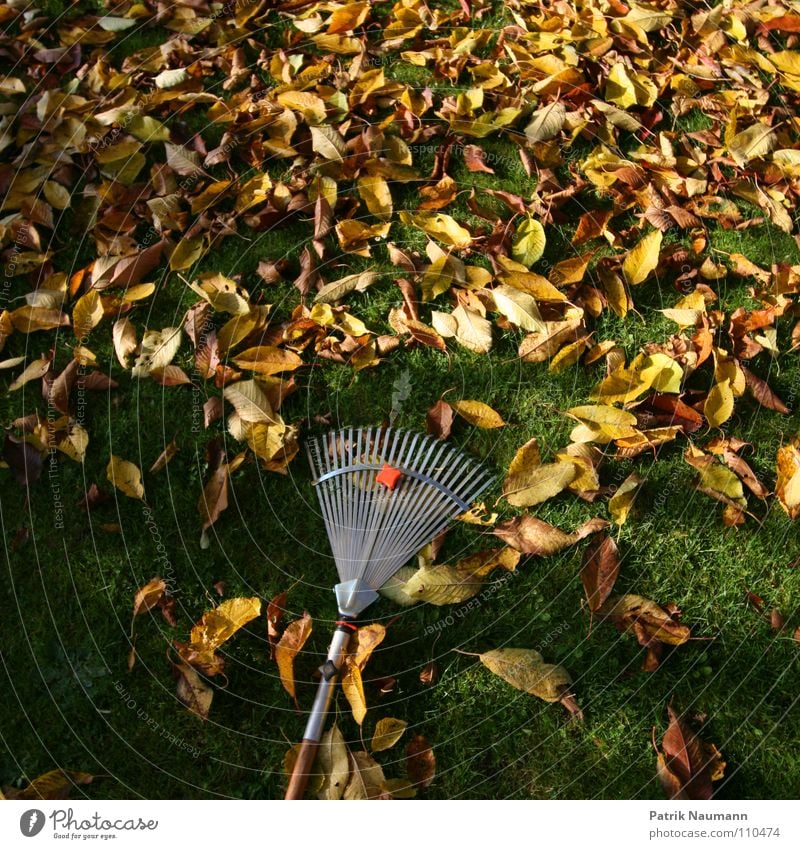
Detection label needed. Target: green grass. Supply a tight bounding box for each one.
[2,3,800,803]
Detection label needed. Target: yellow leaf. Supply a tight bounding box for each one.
[403,563,484,605]
[189,273,250,315]
[341,660,367,724]
[609,472,643,526]
[3,769,94,800]
[232,345,303,375]
[704,379,734,428]
[605,63,638,109]
[568,405,638,428]
[548,336,589,374]
[8,356,50,391]
[170,235,205,271]
[479,648,573,703]
[452,304,492,354]
[275,611,312,704]
[504,461,577,507]
[638,353,684,393]
[131,326,182,377]
[450,399,505,428]
[371,717,408,752]
[399,211,472,249]
[728,122,776,167]
[491,283,545,332]
[58,423,89,463]
[622,229,662,286]
[350,623,386,670]
[697,462,745,502]
[661,290,706,327]
[590,367,650,404]
[512,215,546,267]
[776,438,800,519]
[72,289,103,339]
[106,455,144,500]
[310,125,346,161]
[10,305,68,333]
[567,405,638,444]
[357,174,392,220]
[188,597,262,655]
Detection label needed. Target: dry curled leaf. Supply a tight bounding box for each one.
[581,532,620,612]
[494,515,608,556]
[275,611,313,707]
[406,734,436,789]
[656,705,725,800]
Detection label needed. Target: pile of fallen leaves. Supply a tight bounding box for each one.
[3,0,800,799]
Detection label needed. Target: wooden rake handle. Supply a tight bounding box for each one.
[285,737,319,800]
[285,621,354,800]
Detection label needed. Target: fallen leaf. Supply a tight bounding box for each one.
[581,532,620,612]
[657,705,724,800]
[622,229,662,286]
[344,750,387,799]
[173,661,213,720]
[275,612,313,706]
[450,399,505,429]
[479,648,578,708]
[426,399,454,439]
[494,515,608,556]
[3,769,94,800]
[371,717,408,752]
[106,455,144,500]
[317,723,350,800]
[177,597,262,677]
[776,438,800,519]
[341,660,367,724]
[609,472,643,525]
[503,461,577,507]
[406,734,436,789]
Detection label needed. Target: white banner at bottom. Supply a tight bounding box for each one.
[0,799,795,848]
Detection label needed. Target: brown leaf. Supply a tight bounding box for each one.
[275,611,313,706]
[49,358,79,415]
[172,661,213,720]
[426,399,454,440]
[406,734,436,789]
[494,515,608,556]
[657,705,724,800]
[598,594,691,666]
[3,432,43,489]
[463,144,495,173]
[419,661,439,686]
[132,578,167,619]
[581,532,621,612]
[3,769,94,800]
[266,590,287,659]
[150,438,178,473]
[742,366,789,414]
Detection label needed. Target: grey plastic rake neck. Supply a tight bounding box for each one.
[285,426,493,799]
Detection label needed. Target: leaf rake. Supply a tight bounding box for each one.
[285,426,493,799]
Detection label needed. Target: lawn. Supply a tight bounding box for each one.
[1,0,799,800]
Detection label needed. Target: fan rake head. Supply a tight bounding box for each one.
[306,426,494,617]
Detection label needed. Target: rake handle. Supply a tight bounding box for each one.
[285,621,354,800]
